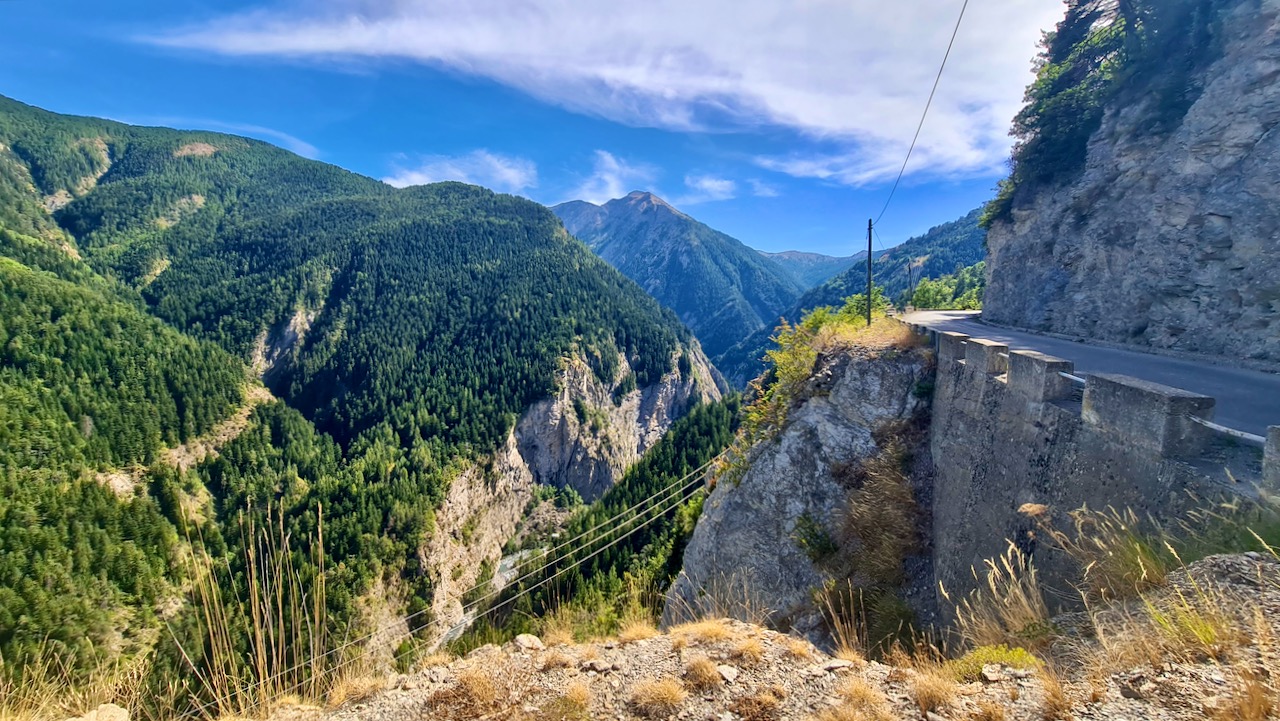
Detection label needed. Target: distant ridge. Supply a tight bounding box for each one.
[757,249,859,288]
[553,191,805,360]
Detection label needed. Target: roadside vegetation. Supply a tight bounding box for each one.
[908,261,985,310]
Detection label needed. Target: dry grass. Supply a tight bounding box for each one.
[1211,675,1276,721]
[732,638,765,666]
[1039,668,1071,720]
[810,315,921,356]
[838,434,919,588]
[729,686,786,721]
[819,583,870,662]
[785,637,814,660]
[0,651,151,721]
[540,607,578,647]
[325,674,387,709]
[1033,506,1172,602]
[669,618,733,645]
[911,669,959,714]
[809,678,894,721]
[629,677,687,717]
[682,657,723,692]
[618,619,660,644]
[838,678,891,713]
[1088,579,1248,676]
[969,700,1008,721]
[540,651,575,671]
[429,667,499,717]
[835,646,867,665]
[946,542,1053,650]
[539,681,592,721]
[416,652,456,669]
[810,706,883,721]
[455,668,498,706]
[663,573,775,627]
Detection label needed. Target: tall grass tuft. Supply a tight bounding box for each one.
[945,542,1053,650]
[170,502,336,719]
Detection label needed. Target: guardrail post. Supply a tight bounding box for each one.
[1266,426,1280,488]
[1082,374,1216,458]
[1007,350,1075,402]
[937,331,969,366]
[965,338,1009,375]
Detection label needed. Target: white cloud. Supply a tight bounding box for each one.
[145,0,1063,184]
[747,178,779,198]
[568,150,657,204]
[675,174,736,205]
[383,149,537,193]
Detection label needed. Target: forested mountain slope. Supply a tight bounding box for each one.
[715,209,985,386]
[553,192,806,360]
[0,94,720,706]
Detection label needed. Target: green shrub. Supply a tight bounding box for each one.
[946,645,1043,682]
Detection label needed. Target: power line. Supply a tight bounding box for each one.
[262,480,709,718]
[873,0,971,227]
[185,454,721,717]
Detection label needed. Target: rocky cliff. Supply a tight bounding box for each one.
[517,346,721,502]
[426,344,720,639]
[983,0,1280,366]
[664,339,932,637]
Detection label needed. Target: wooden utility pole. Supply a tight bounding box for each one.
[866,218,873,327]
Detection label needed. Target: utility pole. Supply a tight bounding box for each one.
[866,218,873,327]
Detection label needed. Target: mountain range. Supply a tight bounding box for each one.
[553,192,809,360]
[756,249,860,288]
[0,94,716,683]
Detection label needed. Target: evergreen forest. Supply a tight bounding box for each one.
[0,94,717,714]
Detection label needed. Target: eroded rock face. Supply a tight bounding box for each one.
[663,346,930,636]
[422,431,538,642]
[426,343,720,639]
[984,0,1280,366]
[515,346,721,502]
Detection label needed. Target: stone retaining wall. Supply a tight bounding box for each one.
[906,321,1275,613]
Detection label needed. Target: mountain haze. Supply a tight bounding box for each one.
[758,249,859,288]
[553,191,806,359]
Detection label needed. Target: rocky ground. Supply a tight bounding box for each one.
[253,554,1279,721]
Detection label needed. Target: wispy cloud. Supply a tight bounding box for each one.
[675,174,736,205]
[116,116,320,158]
[143,0,1061,184]
[747,178,779,198]
[568,150,657,204]
[383,150,537,193]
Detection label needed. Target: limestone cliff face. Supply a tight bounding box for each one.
[422,432,537,642]
[984,0,1280,365]
[664,346,931,636]
[516,346,721,502]
[425,344,720,638]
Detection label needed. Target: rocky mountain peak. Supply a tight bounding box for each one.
[613,190,688,219]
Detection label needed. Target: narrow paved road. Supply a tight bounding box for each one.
[902,310,1280,437]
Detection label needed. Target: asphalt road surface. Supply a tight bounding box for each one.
[902,310,1280,438]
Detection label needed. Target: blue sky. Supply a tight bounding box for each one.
[0,0,1063,256]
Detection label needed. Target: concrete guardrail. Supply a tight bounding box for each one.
[905,319,1279,475]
